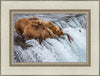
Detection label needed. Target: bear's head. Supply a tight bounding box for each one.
[46,22,64,37]
[52,26,64,37]
[56,28,65,37]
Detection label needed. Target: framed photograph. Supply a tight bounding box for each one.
[0,0,100,76]
[10,10,90,66]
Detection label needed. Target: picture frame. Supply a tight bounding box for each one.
[10,9,90,66]
[0,0,100,76]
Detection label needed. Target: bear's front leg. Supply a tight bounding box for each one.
[39,37,42,44]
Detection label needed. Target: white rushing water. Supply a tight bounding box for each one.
[14,14,86,62]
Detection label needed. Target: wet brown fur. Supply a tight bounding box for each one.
[15,18,54,44]
[24,24,54,44]
[28,17,64,37]
[15,18,32,37]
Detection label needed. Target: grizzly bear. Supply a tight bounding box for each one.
[15,18,32,38]
[28,17,64,37]
[43,21,65,37]
[24,23,54,44]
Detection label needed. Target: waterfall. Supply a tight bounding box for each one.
[14,14,86,62]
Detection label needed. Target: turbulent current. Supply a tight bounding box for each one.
[14,14,86,62]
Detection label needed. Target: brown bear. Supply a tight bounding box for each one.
[15,18,41,37]
[15,18,32,38]
[28,17,64,37]
[43,21,65,37]
[24,23,54,44]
